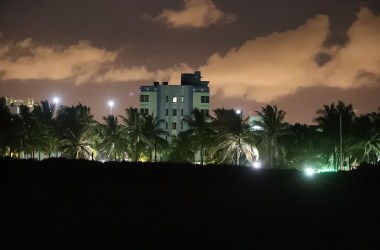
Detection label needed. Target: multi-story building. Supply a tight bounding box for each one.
[139,71,210,141]
[0,97,35,115]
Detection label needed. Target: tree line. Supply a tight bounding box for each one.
[0,100,379,169]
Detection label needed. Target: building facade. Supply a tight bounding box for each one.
[0,97,35,115]
[139,71,210,141]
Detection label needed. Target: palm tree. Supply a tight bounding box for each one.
[253,105,287,168]
[0,105,22,157]
[120,107,145,162]
[141,113,169,162]
[19,105,46,159]
[55,103,96,159]
[168,131,196,163]
[95,115,127,161]
[281,123,324,169]
[346,115,380,164]
[210,108,258,165]
[314,101,355,170]
[182,108,212,165]
[33,100,59,158]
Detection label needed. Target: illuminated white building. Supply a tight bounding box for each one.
[0,97,36,115]
[139,71,210,142]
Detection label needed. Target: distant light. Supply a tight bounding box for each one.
[305,168,314,176]
[236,109,242,115]
[252,161,261,169]
[108,100,115,108]
[53,97,60,104]
[252,125,263,131]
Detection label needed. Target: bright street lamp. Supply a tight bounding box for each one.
[108,100,115,114]
[53,97,60,105]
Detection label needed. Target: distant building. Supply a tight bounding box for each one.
[139,71,210,141]
[0,97,36,115]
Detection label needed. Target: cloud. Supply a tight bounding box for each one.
[199,14,330,102]
[1,7,379,105]
[0,37,194,85]
[0,39,116,84]
[154,0,236,28]
[323,8,380,89]
[195,7,380,103]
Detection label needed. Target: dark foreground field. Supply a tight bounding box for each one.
[1,158,380,249]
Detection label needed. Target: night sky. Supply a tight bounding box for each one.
[1,0,380,123]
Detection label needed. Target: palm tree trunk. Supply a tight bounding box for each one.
[270,138,273,168]
[200,144,204,166]
[154,136,157,163]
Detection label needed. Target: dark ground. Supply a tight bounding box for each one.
[1,158,380,249]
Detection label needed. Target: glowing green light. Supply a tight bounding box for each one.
[305,168,314,176]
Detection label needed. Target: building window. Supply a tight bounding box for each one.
[181,122,183,130]
[172,96,177,103]
[140,95,149,102]
[172,122,177,130]
[201,96,209,103]
[181,109,184,116]
[166,122,168,129]
[173,109,177,116]
[166,109,168,116]
[166,95,169,103]
[140,108,148,115]
[181,96,184,103]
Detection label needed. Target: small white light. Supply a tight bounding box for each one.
[253,161,261,169]
[236,109,242,115]
[53,97,59,104]
[108,100,114,107]
[305,168,314,176]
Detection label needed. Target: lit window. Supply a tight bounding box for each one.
[172,97,177,103]
[181,96,184,102]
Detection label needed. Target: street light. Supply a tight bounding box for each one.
[235,109,243,119]
[52,97,60,116]
[53,97,59,105]
[108,100,115,114]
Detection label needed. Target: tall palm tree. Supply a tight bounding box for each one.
[182,108,212,165]
[314,101,355,170]
[168,131,196,163]
[55,103,96,159]
[19,105,46,159]
[120,107,145,162]
[253,105,287,168]
[141,113,169,162]
[33,100,59,158]
[210,108,258,165]
[281,123,324,169]
[347,115,380,164]
[95,115,127,161]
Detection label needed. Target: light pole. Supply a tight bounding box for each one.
[235,109,243,165]
[236,109,242,118]
[339,113,343,171]
[52,97,60,116]
[108,100,114,115]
